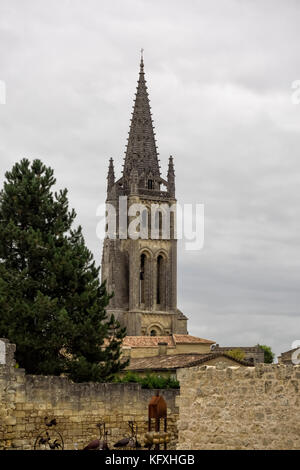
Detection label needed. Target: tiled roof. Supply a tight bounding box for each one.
[122,334,215,348]
[173,334,215,345]
[122,336,175,348]
[125,352,253,371]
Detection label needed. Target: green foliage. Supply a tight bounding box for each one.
[258,344,275,364]
[113,371,180,389]
[0,158,128,381]
[113,371,141,383]
[225,348,246,361]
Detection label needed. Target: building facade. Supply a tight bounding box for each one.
[212,344,264,364]
[101,55,187,336]
[278,348,300,365]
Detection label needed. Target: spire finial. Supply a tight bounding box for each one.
[140,48,144,70]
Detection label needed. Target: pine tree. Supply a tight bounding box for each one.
[0,159,128,381]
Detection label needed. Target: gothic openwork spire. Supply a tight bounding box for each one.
[122,53,160,185]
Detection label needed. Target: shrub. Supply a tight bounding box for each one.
[113,371,180,389]
[225,348,246,361]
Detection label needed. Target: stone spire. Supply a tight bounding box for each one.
[167,155,175,197]
[123,53,160,186]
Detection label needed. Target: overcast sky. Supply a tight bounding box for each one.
[1,0,299,358]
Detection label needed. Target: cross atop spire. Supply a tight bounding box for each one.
[122,53,160,188]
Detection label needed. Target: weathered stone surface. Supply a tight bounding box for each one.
[176,363,300,450]
[0,340,179,450]
[2,341,299,451]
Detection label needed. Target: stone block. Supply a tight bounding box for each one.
[4,416,16,426]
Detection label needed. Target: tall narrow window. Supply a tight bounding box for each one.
[159,212,162,235]
[170,211,175,239]
[155,209,163,239]
[157,255,163,305]
[155,210,159,231]
[124,255,129,307]
[148,210,151,239]
[140,254,146,304]
[148,179,153,189]
[141,208,148,239]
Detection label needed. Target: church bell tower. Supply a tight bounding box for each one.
[101,53,187,336]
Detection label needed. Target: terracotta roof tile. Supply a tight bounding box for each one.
[122,336,175,348]
[121,334,215,348]
[126,354,205,370]
[173,334,215,345]
[125,352,253,371]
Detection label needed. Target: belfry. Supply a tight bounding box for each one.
[101,54,188,336]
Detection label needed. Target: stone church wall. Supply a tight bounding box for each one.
[2,338,299,450]
[176,363,300,450]
[0,340,179,450]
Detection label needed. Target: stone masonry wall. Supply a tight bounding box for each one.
[2,337,299,451]
[176,363,300,450]
[0,339,179,450]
